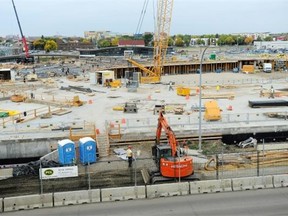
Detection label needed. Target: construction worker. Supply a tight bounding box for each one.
[126,146,133,168]
[259,85,264,97]
[168,81,173,91]
[269,85,275,99]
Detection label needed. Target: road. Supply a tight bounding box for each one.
[4,188,288,216]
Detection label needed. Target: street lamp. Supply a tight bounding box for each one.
[198,46,209,151]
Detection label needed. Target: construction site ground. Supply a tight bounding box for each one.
[1,57,288,197]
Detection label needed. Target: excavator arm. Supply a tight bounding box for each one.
[156,111,177,157]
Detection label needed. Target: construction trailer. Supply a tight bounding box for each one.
[90,70,115,86]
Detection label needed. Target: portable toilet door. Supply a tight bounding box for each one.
[58,139,76,165]
[79,137,97,165]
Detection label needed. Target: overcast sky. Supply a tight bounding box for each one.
[1,0,287,37]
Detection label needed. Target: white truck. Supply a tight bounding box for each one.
[263,63,272,73]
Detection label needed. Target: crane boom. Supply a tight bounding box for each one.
[11,0,30,59]
[127,0,174,83]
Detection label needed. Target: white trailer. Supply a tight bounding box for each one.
[263,63,272,73]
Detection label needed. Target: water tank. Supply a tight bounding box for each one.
[58,139,76,165]
[79,137,97,165]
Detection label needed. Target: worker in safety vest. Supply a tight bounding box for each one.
[126,146,133,168]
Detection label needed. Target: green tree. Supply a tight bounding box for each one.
[225,36,235,45]
[33,39,45,50]
[98,39,111,48]
[196,38,205,45]
[44,40,57,52]
[183,35,192,47]
[143,33,153,46]
[168,37,174,46]
[264,36,273,41]
[175,36,184,47]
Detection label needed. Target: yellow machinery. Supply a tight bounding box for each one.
[177,86,190,96]
[72,96,83,107]
[242,65,255,74]
[204,100,221,121]
[127,0,174,83]
[109,79,122,88]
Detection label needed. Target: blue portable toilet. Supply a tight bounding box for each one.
[79,137,97,165]
[58,139,76,165]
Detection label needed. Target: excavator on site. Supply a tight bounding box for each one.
[11,0,34,64]
[148,111,200,184]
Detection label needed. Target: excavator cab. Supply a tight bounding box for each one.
[152,144,172,168]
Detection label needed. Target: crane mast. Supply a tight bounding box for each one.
[153,0,173,80]
[127,0,174,83]
[11,0,32,63]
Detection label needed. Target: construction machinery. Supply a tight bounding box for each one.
[149,111,199,183]
[11,0,34,64]
[127,0,174,83]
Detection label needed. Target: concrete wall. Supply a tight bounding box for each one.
[0,138,59,159]
[2,174,288,213]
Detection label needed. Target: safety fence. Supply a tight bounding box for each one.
[1,174,288,212]
[106,112,288,137]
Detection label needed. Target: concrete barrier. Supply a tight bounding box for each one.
[54,190,95,206]
[101,186,145,202]
[273,174,288,188]
[3,194,53,212]
[190,179,232,194]
[146,182,189,199]
[1,198,3,213]
[232,176,273,191]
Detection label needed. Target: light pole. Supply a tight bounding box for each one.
[198,46,209,151]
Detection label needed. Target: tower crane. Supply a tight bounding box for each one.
[11,0,34,64]
[127,0,173,83]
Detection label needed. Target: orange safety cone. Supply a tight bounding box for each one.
[196,88,200,94]
[96,128,100,134]
[121,118,126,124]
[227,105,233,111]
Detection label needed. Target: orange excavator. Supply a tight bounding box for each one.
[150,111,200,183]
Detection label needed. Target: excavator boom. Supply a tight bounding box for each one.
[153,111,194,179]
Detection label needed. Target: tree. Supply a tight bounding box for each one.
[196,38,205,45]
[111,37,119,47]
[183,35,192,47]
[98,39,111,48]
[44,40,57,52]
[168,37,174,46]
[264,36,273,41]
[225,36,235,45]
[143,33,153,46]
[33,39,45,50]
[175,36,184,47]
[244,36,254,45]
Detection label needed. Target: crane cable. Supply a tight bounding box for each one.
[135,0,149,36]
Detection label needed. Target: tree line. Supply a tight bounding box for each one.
[30,33,287,51]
